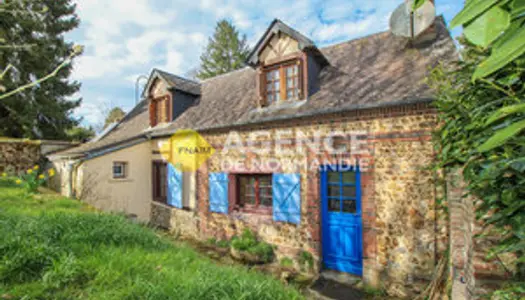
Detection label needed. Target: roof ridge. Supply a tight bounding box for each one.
[200,66,252,83]
[319,30,390,51]
[154,68,201,85]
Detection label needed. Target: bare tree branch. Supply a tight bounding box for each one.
[0,45,83,101]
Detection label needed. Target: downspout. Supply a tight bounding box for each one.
[67,158,85,198]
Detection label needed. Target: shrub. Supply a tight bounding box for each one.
[280,257,294,268]
[206,237,230,248]
[298,251,314,272]
[231,228,258,251]
[231,228,275,263]
[15,166,55,194]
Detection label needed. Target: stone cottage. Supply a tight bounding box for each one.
[49,17,460,297]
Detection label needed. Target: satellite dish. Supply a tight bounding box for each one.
[390,0,436,38]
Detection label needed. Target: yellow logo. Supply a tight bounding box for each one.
[159,129,215,172]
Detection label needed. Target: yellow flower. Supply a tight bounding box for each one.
[38,174,45,179]
[27,169,33,174]
[15,179,22,185]
[48,169,55,177]
[33,165,39,170]
[1,173,6,177]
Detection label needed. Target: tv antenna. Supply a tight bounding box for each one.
[389,0,436,39]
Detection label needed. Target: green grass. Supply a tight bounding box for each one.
[0,178,303,299]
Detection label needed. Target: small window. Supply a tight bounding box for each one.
[262,60,302,106]
[237,174,272,213]
[113,162,128,179]
[152,161,167,203]
[326,171,358,214]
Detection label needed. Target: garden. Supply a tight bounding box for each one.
[0,170,303,299]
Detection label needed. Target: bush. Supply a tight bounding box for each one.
[280,257,294,268]
[14,165,56,194]
[231,229,275,263]
[298,251,314,272]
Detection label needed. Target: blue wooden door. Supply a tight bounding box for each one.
[321,166,363,275]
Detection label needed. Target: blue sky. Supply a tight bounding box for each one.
[68,0,463,129]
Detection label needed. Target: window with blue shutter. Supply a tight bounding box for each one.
[167,163,183,208]
[209,172,229,214]
[272,173,301,224]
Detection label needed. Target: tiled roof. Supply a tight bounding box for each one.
[155,69,201,96]
[53,17,456,158]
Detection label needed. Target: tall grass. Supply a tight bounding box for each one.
[0,180,303,299]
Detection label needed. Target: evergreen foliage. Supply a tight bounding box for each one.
[0,0,82,140]
[104,107,125,129]
[197,19,250,80]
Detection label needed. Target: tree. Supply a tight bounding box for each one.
[0,0,82,140]
[66,125,95,143]
[419,0,525,297]
[104,107,125,129]
[197,19,250,80]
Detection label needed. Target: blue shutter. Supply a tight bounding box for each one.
[273,173,301,224]
[209,172,228,214]
[167,163,183,208]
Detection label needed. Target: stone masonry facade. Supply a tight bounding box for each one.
[448,170,515,300]
[151,102,446,298]
[0,139,42,174]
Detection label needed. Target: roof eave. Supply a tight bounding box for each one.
[150,97,435,138]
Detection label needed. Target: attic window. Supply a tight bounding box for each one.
[149,95,171,126]
[261,59,303,106]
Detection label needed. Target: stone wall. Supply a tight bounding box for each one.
[151,202,200,239]
[0,138,76,175]
[0,139,42,174]
[182,102,443,298]
[448,170,515,300]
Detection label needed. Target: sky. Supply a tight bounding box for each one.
[67,0,463,129]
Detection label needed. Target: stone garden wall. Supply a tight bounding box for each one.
[448,171,516,300]
[0,138,76,175]
[0,139,42,174]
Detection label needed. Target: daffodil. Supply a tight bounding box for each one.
[38,174,45,180]
[27,169,33,174]
[33,165,39,170]
[1,173,6,177]
[48,169,55,177]
[15,179,22,185]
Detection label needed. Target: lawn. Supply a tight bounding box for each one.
[0,178,303,299]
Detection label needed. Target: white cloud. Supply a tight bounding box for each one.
[69,0,463,127]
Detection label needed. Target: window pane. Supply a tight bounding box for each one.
[287,78,294,88]
[260,196,272,207]
[274,70,280,79]
[267,94,274,104]
[267,83,273,91]
[342,200,356,213]
[328,172,339,183]
[274,81,280,91]
[275,92,281,101]
[266,71,272,80]
[342,172,356,183]
[245,195,256,205]
[287,90,293,99]
[328,199,340,212]
[286,67,293,77]
[343,186,356,198]
[328,185,340,197]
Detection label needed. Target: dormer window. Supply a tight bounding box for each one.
[247,20,329,109]
[149,95,171,127]
[262,59,303,106]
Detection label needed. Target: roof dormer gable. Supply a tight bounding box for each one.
[246,19,328,108]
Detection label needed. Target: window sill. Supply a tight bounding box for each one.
[257,98,307,112]
[233,205,272,215]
